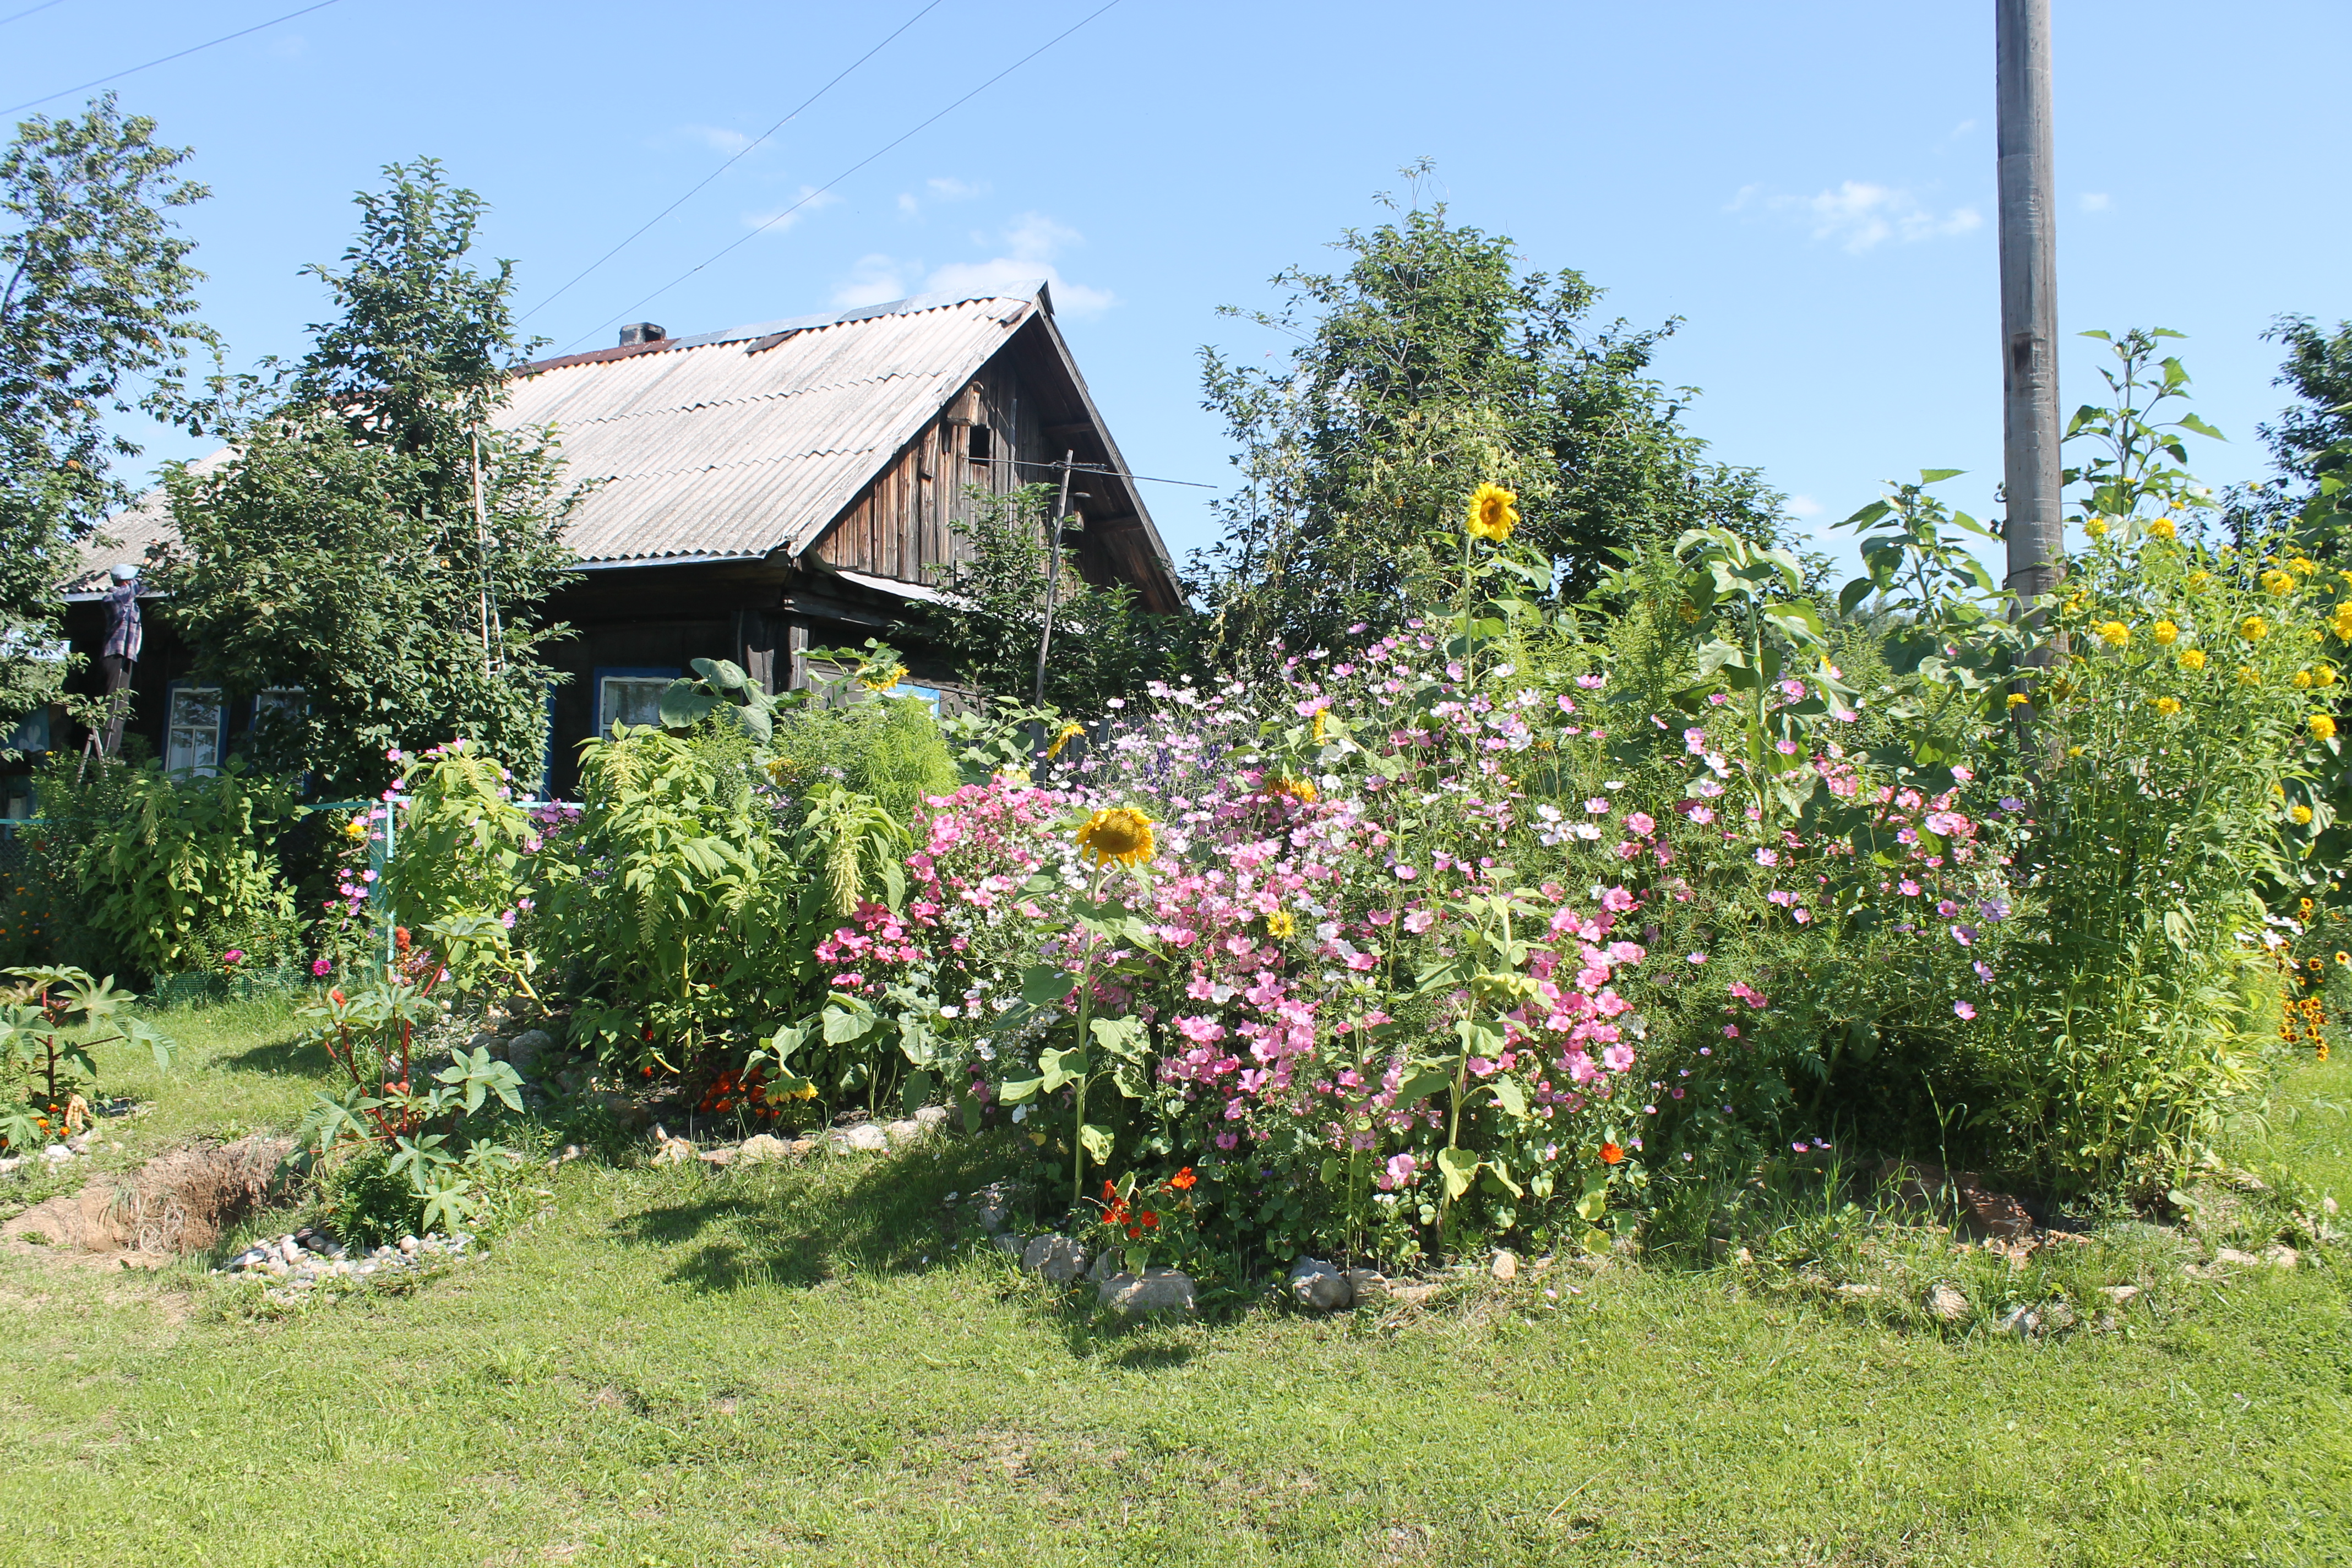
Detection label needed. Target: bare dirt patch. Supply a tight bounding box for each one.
[1,1135,290,1271]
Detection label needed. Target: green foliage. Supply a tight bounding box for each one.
[155,159,577,797]
[766,692,959,822]
[0,95,213,754]
[918,483,1193,707]
[0,962,170,1150]
[67,759,298,979]
[1192,171,1783,662]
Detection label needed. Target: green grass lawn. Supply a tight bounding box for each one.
[1,1006,2346,1567]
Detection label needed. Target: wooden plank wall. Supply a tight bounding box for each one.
[813,361,1123,590]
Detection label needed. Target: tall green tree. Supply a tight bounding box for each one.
[156,159,578,796]
[0,95,211,752]
[1191,175,1783,662]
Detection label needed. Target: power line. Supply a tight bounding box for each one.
[0,1,73,29]
[520,0,949,322]
[0,0,345,118]
[562,0,1125,353]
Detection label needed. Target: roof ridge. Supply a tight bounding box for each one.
[514,285,1042,377]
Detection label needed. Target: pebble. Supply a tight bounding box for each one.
[2098,1284,2140,1305]
[215,1228,478,1302]
[832,1124,889,1153]
[1926,1284,1969,1321]
[1489,1249,1517,1283]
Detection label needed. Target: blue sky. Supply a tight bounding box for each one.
[17,0,2348,575]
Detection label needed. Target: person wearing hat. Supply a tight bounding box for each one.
[96,562,141,760]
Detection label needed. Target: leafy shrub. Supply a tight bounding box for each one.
[767,693,958,821]
[67,759,299,980]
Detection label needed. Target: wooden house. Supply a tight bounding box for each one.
[43,282,1178,797]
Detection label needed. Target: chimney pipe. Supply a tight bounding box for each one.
[618,322,667,347]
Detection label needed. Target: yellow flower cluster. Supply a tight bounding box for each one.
[2152,696,2184,717]
[2094,620,2132,649]
[2241,616,2271,643]
[2314,714,2339,742]
[2179,649,2207,671]
[2151,619,2179,646]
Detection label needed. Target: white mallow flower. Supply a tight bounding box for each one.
[1012,1103,1029,1122]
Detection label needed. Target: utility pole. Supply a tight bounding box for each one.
[1996,0,2062,605]
[1032,448,1076,706]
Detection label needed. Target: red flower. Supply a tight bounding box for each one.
[1598,1141,1624,1165]
[329,989,345,1006]
[1167,1167,1197,1191]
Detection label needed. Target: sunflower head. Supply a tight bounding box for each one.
[1466,483,1520,543]
[2153,696,2183,717]
[1044,720,1085,761]
[1075,806,1156,868]
[2185,570,2212,592]
[2083,516,2109,539]
[1268,774,1319,805]
[859,664,912,693]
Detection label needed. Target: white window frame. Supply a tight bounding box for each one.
[164,683,226,776]
[597,673,678,736]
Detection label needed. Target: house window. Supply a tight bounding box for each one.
[888,681,942,715]
[251,687,306,736]
[3,706,48,754]
[596,668,680,735]
[165,684,226,776]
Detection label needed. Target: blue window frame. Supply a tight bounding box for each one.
[164,680,226,776]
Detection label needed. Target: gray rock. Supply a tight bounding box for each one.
[737,1134,792,1165]
[1995,1305,2038,1338]
[1099,1267,1197,1319]
[1342,1268,1389,1306]
[2099,1284,2140,1305]
[0,1157,21,1175]
[883,1118,923,1146]
[989,1233,1026,1257]
[40,1144,73,1164]
[1489,1249,1518,1282]
[2264,1244,2301,1270]
[2040,1300,2077,1332]
[1925,1284,1969,1322]
[1288,1257,1352,1312]
[504,1029,554,1075]
[975,1204,1010,1234]
[834,1123,889,1153]
[1022,1235,1090,1284]
[399,1235,420,1255]
[2213,1247,2263,1268]
[913,1105,949,1129]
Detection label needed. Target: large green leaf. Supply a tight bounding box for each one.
[1437,1146,1481,1199]
[657,679,718,729]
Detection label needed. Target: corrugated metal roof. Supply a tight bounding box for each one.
[69,286,1049,582]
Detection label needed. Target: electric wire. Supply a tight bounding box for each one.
[0,0,345,117]
[560,0,1124,353]
[0,1,73,29]
[519,0,949,322]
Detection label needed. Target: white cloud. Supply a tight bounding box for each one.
[2080,192,2112,213]
[923,211,1114,315]
[926,176,989,202]
[897,192,920,217]
[743,187,842,236]
[832,254,912,309]
[1730,181,1981,253]
[684,124,755,156]
[1787,494,1824,519]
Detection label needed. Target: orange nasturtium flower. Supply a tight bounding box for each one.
[1598,1141,1625,1166]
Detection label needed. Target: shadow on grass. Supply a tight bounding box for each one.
[612,1131,1028,1294]
[219,1036,336,1079]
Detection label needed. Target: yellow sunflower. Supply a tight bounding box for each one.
[1466,483,1520,543]
[2293,804,2316,825]
[2263,570,2296,596]
[1044,721,1085,760]
[1075,807,1156,868]
[2152,696,2183,717]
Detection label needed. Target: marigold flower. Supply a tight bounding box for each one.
[2296,668,2316,689]
[1466,482,1519,542]
[2241,616,2271,642]
[2292,804,2315,825]
[2152,696,2183,717]
[2094,620,2131,648]
[2151,619,2179,645]
[2148,516,2177,541]
[1075,806,1156,868]
[1044,721,1084,761]
[2312,714,2338,741]
[2179,649,2207,671]
[2005,693,2031,709]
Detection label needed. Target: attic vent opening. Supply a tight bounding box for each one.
[967,424,993,462]
[618,322,666,347]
